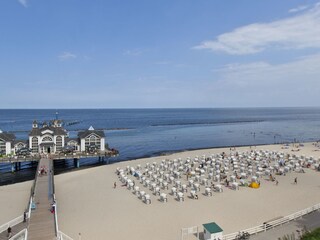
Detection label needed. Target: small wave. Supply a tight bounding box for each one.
[0,120,16,123]
[151,120,264,127]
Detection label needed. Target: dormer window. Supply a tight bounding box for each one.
[42,136,53,142]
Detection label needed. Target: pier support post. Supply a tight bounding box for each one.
[74,158,80,168]
[14,162,21,171]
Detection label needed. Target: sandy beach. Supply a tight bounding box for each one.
[0,142,319,239]
[52,142,320,240]
[0,180,32,226]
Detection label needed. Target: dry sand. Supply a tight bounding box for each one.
[54,142,320,240]
[0,180,32,225]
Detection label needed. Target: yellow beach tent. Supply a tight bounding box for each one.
[249,182,260,189]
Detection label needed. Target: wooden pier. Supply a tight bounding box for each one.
[27,157,56,240]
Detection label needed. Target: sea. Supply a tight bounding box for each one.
[1,108,320,185]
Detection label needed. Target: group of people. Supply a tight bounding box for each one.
[38,165,48,176]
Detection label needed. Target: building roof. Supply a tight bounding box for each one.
[65,138,80,144]
[78,129,105,139]
[13,140,28,145]
[0,132,15,142]
[29,126,67,136]
[39,142,55,147]
[203,222,223,234]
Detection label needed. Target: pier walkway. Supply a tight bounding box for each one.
[27,157,56,240]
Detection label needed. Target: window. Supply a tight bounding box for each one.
[15,143,25,151]
[42,136,53,142]
[56,136,62,151]
[32,137,38,153]
[0,138,5,153]
[68,141,78,151]
[85,134,101,149]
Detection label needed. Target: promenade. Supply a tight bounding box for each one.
[250,210,320,240]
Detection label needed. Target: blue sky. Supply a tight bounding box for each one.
[1,0,320,108]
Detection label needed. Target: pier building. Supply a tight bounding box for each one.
[0,120,106,155]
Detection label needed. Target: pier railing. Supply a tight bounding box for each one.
[53,194,59,237]
[26,157,41,219]
[0,154,41,163]
[0,215,24,234]
[58,231,74,240]
[222,202,320,240]
[9,228,28,240]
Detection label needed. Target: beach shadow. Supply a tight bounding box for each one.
[194,232,204,240]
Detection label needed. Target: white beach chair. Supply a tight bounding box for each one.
[205,187,212,196]
[153,187,160,196]
[171,187,177,196]
[190,190,198,199]
[214,175,220,182]
[177,192,184,202]
[201,178,208,186]
[230,175,236,182]
[214,184,223,193]
[240,173,247,179]
[162,181,168,190]
[144,194,151,204]
[140,176,146,184]
[139,191,146,200]
[175,180,181,188]
[160,193,167,202]
[232,182,239,190]
[128,182,134,190]
[251,176,257,183]
[181,184,187,192]
[193,183,200,191]
[188,179,194,187]
[150,183,156,191]
[240,179,246,186]
[169,176,174,184]
[134,186,140,195]
[144,180,150,188]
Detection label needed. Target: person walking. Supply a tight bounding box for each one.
[7,226,12,238]
[294,177,297,184]
[113,182,117,188]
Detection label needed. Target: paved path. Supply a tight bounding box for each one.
[250,210,320,240]
[28,158,56,240]
[0,222,27,240]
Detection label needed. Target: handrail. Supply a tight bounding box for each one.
[53,194,59,237]
[9,228,28,240]
[26,159,41,219]
[0,215,24,234]
[58,231,74,240]
[223,202,320,240]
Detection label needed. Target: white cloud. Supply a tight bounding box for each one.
[123,49,142,56]
[194,3,320,55]
[18,0,28,8]
[289,5,309,13]
[206,53,320,106]
[58,52,77,61]
[155,61,171,65]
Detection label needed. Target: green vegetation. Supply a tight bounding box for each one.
[301,227,320,240]
[278,227,320,240]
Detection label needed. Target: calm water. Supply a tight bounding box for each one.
[1,108,320,184]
